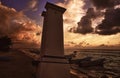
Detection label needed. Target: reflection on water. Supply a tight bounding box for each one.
[69,49,120,78]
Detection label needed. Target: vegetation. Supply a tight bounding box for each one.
[0,36,12,52]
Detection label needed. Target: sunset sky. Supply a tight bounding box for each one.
[0,0,120,49]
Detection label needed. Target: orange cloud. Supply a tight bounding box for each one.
[0,3,41,49]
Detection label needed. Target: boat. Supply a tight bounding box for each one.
[78,58,106,67]
[70,57,92,64]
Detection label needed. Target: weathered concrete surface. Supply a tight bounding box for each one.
[37,2,71,78]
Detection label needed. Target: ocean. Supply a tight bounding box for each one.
[66,49,120,78]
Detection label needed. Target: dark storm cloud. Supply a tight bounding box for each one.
[75,16,93,34]
[69,8,103,34]
[91,0,120,9]
[91,0,114,9]
[69,8,93,34]
[95,8,120,35]
[90,0,120,35]
[69,0,120,35]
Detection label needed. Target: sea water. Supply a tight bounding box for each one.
[65,49,120,78]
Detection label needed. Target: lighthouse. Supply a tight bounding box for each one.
[36,2,70,78]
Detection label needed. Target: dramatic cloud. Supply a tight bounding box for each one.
[66,0,120,35]
[91,0,120,9]
[64,0,104,34]
[92,0,120,35]
[69,7,104,34]
[55,0,120,48]
[95,8,120,35]
[69,8,94,34]
[91,0,114,9]
[0,3,41,48]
